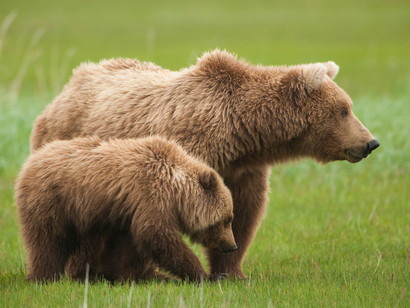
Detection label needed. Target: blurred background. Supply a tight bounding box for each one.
[1,0,409,244]
[0,1,409,305]
[1,0,409,100]
[1,0,409,227]
[1,0,409,176]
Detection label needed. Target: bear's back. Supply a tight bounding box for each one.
[71,58,174,87]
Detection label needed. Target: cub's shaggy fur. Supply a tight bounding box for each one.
[15,136,236,282]
[31,50,379,278]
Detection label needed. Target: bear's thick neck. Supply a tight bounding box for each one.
[160,68,306,171]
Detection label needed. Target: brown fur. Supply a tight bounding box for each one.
[15,136,236,282]
[30,50,378,278]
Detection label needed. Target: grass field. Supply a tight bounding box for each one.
[0,0,409,307]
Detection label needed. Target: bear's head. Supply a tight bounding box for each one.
[180,168,237,253]
[195,51,379,165]
[280,61,380,163]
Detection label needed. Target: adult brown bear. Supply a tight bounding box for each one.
[15,136,237,282]
[30,50,379,278]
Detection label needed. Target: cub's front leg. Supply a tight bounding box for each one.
[137,227,211,282]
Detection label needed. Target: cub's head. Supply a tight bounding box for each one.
[181,168,237,253]
[190,215,237,253]
[281,62,380,163]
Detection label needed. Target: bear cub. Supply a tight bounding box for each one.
[15,136,237,282]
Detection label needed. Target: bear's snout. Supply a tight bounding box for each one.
[346,138,380,163]
[366,139,380,155]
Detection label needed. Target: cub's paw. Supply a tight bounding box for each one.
[208,273,228,282]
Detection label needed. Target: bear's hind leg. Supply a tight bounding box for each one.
[65,236,100,281]
[95,231,152,282]
[26,231,77,282]
[65,225,118,282]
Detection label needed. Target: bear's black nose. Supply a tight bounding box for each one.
[366,139,380,155]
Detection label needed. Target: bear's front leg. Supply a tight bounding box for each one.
[206,166,270,279]
[138,228,209,282]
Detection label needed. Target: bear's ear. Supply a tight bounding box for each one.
[301,63,329,93]
[323,61,339,80]
[281,62,339,103]
[199,170,218,191]
[301,61,339,91]
[301,61,339,92]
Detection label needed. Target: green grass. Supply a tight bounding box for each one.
[0,0,409,307]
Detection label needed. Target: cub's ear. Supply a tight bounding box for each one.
[199,170,218,191]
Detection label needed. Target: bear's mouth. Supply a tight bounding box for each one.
[345,149,366,163]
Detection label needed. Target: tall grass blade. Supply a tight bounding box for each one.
[0,11,17,59]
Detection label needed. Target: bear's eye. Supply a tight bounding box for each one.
[341,109,348,118]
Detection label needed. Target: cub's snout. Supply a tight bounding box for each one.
[219,241,238,253]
